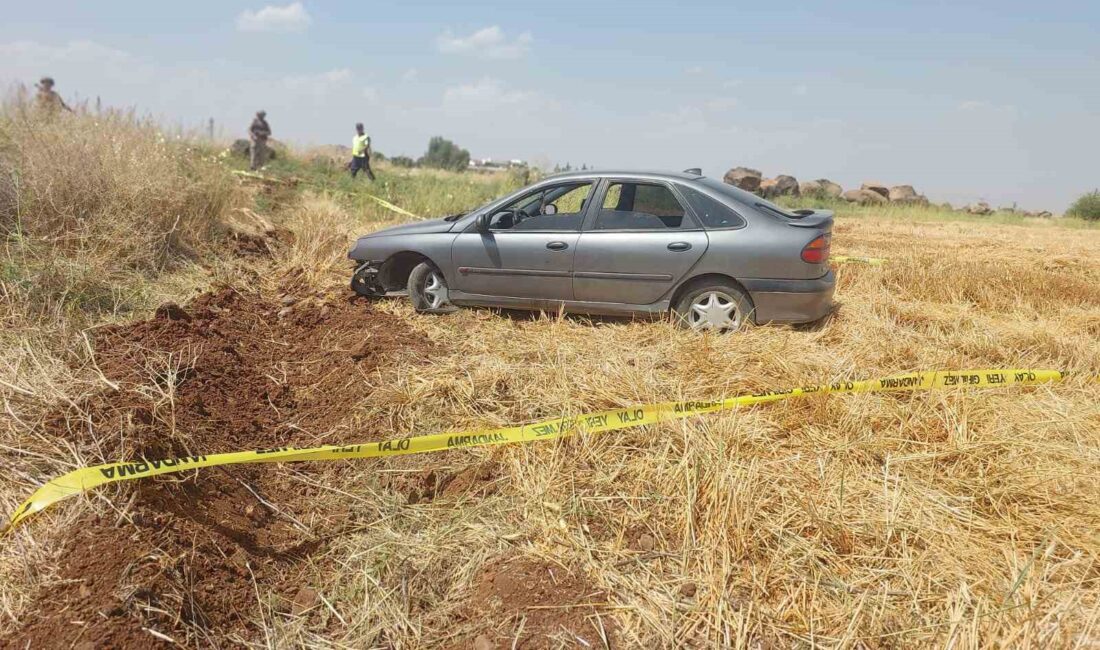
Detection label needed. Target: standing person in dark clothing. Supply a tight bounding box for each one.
[248,110,271,171]
[350,122,375,180]
[35,77,72,114]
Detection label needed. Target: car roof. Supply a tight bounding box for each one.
[541,169,705,182]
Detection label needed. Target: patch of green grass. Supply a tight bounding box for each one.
[775,195,1099,229]
[237,151,526,223]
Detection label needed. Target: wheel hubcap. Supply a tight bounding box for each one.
[688,291,740,330]
[423,271,447,309]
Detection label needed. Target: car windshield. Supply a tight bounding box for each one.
[698,178,803,218]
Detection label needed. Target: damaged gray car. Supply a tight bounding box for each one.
[349,170,835,330]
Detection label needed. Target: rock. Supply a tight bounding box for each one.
[723,166,762,192]
[800,179,843,199]
[154,302,192,322]
[279,294,297,306]
[888,185,919,202]
[638,533,657,552]
[758,178,777,197]
[473,634,495,650]
[860,182,890,199]
[291,586,320,616]
[679,582,698,598]
[230,138,251,158]
[277,306,293,319]
[842,189,888,205]
[964,202,993,215]
[230,138,279,160]
[764,174,800,198]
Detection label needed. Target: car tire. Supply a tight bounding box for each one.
[407,262,457,314]
[673,281,754,332]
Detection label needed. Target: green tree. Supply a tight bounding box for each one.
[1067,190,1100,221]
[418,136,470,172]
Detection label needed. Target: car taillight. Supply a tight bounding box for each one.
[801,235,830,264]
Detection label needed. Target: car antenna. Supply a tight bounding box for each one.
[683,167,702,175]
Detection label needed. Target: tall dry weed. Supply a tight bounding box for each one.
[0,94,235,323]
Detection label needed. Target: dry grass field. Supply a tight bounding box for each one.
[1,108,1098,648]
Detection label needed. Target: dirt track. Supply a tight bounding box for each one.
[9,285,435,647]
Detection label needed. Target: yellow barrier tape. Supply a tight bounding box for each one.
[833,255,887,265]
[4,369,1079,532]
[364,194,420,219]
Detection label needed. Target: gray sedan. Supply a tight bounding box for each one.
[348,170,835,330]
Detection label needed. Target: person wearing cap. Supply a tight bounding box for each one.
[350,122,375,180]
[248,110,272,171]
[35,77,72,114]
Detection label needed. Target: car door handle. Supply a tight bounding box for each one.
[546,241,569,251]
[667,242,692,252]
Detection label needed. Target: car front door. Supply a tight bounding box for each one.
[450,181,594,300]
[573,180,708,305]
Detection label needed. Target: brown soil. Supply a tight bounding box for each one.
[380,461,502,505]
[449,558,616,649]
[8,285,432,648]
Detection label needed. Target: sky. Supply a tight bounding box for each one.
[1,0,1097,211]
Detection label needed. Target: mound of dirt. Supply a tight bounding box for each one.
[9,287,432,648]
[449,557,616,649]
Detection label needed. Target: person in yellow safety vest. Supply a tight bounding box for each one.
[350,123,375,180]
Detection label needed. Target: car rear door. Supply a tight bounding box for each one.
[573,179,707,305]
[450,181,594,300]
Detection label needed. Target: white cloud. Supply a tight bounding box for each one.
[236,3,311,33]
[443,78,532,109]
[280,68,351,99]
[958,100,1018,117]
[402,68,419,82]
[685,65,705,75]
[437,26,532,59]
[793,84,809,96]
[722,80,742,89]
[704,97,738,112]
[363,87,379,102]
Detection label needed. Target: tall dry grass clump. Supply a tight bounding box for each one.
[0,95,235,323]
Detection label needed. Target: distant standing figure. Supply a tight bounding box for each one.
[35,77,72,114]
[249,110,272,171]
[350,122,375,180]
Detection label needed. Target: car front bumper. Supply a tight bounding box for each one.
[741,271,836,324]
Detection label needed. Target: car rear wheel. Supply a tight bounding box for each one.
[673,282,754,332]
[407,262,457,314]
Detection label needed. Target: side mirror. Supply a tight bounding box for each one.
[542,203,557,216]
[476,213,491,231]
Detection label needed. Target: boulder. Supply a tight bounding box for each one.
[800,179,843,199]
[230,138,251,158]
[888,185,919,202]
[843,189,888,205]
[964,202,993,215]
[861,182,890,199]
[230,138,279,160]
[768,174,800,197]
[723,166,762,192]
[758,178,777,197]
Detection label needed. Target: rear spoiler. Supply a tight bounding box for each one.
[783,209,834,228]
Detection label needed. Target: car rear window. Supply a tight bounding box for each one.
[678,186,746,229]
[698,177,802,219]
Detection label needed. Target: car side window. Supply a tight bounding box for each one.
[593,182,691,230]
[678,186,747,229]
[487,182,592,231]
